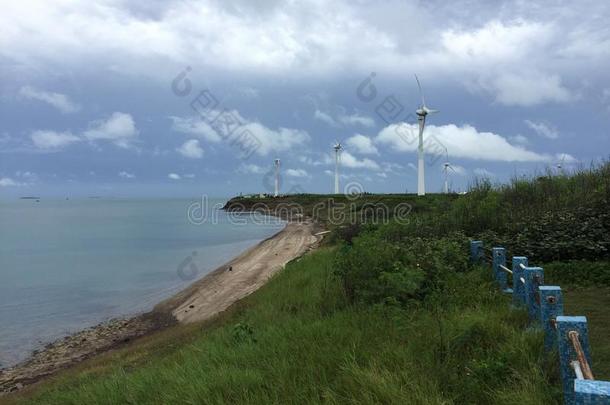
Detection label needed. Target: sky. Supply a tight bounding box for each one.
[1,0,609,198]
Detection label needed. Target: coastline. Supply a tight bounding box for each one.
[0,219,322,395]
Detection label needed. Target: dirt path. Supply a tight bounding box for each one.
[0,220,321,395]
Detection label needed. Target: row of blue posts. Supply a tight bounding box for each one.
[470,241,610,404]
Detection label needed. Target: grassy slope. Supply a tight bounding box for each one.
[7,248,557,404]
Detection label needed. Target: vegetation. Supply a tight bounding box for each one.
[7,162,610,404]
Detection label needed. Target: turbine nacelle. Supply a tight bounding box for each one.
[416,106,439,117]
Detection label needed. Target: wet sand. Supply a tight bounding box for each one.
[0,220,321,395]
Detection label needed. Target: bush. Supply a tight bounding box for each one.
[334,229,469,305]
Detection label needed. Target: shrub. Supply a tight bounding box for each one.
[334,230,469,305]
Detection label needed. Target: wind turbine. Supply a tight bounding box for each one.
[333,141,343,194]
[414,74,439,196]
[555,155,566,176]
[274,158,280,197]
[442,148,456,194]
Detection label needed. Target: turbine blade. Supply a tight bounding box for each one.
[425,108,439,114]
[414,74,426,107]
[448,165,457,173]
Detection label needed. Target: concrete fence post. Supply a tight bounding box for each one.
[524,267,544,324]
[512,256,528,306]
[557,316,593,405]
[574,380,610,404]
[470,240,483,263]
[539,286,563,352]
[492,247,507,290]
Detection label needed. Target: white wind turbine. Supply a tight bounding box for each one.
[415,74,439,196]
[555,154,566,176]
[274,158,280,197]
[442,150,456,194]
[333,141,343,194]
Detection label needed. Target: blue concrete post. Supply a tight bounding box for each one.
[492,247,507,290]
[470,240,483,263]
[557,316,593,405]
[512,256,528,306]
[574,380,610,404]
[524,267,544,323]
[539,286,563,352]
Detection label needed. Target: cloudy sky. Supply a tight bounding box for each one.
[1,0,609,198]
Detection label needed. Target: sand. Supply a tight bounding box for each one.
[0,220,321,395]
[156,220,321,323]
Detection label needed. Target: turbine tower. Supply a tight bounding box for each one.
[333,142,343,194]
[274,158,280,197]
[442,148,456,194]
[414,74,438,196]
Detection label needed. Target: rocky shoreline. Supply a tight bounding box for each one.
[0,311,175,394]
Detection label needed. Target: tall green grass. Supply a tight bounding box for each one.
[8,248,560,404]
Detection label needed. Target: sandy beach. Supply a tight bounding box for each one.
[0,220,321,394]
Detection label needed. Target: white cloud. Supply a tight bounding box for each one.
[346,134,378,155]
[314,110,337,126]
[176,139,204,158]
[376,122,552,162]
[171,112,309,156]
[31,130,80,149]
[183,173,196,178]
[15,171,37,181]
[0,177,22,187]
[285,168,309,177]
[83,112,138,148]
[489,73,572,106]
[237,163,266,174]
[340,151,380,170]
[524,120,559,139]
[1,1,608,100]
[339,113,374,127]
[314,109,374,128]
[18,86,80,113]
[440,20,575,106]
[509,134,529,145]
[241,122,310,156]
[168,173,181,180]
[442,20,553,66]
[170,116,222,143]
[118,171,135,179]
[299,155,324,166]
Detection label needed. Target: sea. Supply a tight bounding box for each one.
[0,198,284,367]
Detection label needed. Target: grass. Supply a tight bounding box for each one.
[562,286,610,380]
[6,249,559,404]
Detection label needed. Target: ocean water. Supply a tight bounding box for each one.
[0,198,284,367]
